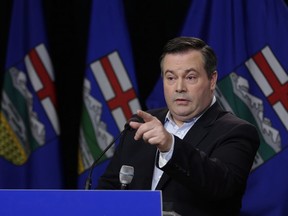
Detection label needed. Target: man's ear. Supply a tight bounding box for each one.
[210,71,218,90]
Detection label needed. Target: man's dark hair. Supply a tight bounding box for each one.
[160,37,217,79]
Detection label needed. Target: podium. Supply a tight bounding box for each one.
[0,190,162,216]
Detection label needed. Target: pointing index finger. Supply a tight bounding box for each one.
[137,110,154,122]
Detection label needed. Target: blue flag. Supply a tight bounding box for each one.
[146,0,288,215]
[78,0,141,188]
[0,0,63,188]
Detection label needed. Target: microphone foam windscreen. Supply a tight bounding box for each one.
[119,165,134,184]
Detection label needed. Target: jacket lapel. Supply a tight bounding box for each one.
[184,102,223,147]
[155,102,224,190]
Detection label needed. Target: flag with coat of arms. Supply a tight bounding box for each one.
[78,0,141,188]
[0,0,62,188]
[146,0,288,215]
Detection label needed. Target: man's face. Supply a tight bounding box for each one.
[162,50,217,125]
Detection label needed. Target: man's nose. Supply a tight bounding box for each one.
[175,79,186,93]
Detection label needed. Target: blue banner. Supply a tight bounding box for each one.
[78,0,141,188]
[0,0,63,188]
[146,0,288,215]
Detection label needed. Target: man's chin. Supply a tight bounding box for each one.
[171,110,194,120]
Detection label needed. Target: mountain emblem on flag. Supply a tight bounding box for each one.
[216,45,287,170]
[0,44,59,165]
[245,46,288,131]
[78,51,141,174]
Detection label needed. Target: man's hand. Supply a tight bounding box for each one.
[129,110,173,152]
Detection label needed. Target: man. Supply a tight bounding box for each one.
[97,37,260,215]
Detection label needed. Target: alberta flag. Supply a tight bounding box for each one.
[0,0,62,188]
[147,0,288,215]
[78,0,141,188]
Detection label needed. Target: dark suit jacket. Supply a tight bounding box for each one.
[97,102,260,216]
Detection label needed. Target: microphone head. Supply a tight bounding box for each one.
[119,165,134,185]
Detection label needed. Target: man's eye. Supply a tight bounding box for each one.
[187,76,196,80]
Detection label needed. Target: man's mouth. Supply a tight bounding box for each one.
[175,98,189,104]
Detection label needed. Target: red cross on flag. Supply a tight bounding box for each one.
[90,51,141,131]
[25,44,60,135]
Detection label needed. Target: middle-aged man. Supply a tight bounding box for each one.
[97,37,260,216]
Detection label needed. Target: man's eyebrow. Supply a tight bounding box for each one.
[185,67,198,73]
[163,69,174,75]
[164,68,199,75]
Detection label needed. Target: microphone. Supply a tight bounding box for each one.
[84,117,140,190]
[119,165,134,190]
